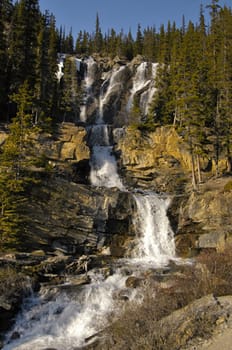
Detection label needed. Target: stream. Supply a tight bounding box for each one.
[3,57,176,350]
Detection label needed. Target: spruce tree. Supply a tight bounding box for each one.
[94,13,103,53]
[134,24,143,55]
[0,81,39,248]
[8,0,40,92]
[0,0,7,115]
[59,57,81,122]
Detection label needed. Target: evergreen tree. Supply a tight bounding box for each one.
[215,6,232,172]
[0,81,39,248]
[65,28,74,53]
[0,0,8,116]
[59,57,81,122]
[94,13,103,53]
[34,12,57,127]
[134,24,143,55]
[206,0,223,176]
[8,0,40,92]
[143,26,157,61]
[0,0,14,119]
[121,29,134,60]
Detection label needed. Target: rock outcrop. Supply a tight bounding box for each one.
[22,176,135,257]
[115,125,191,192]
[176,177,232,256]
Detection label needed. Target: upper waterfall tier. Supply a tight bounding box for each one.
[78,56,158,125]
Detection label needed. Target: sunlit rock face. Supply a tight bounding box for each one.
[77,55,157,126]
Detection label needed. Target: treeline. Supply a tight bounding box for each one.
[146,1,232,186]
[0,0,232,247]
[1,0,231,127]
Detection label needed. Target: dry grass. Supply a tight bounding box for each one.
[101,247,232,350]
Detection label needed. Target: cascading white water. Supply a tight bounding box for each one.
[3,58,176,350]
[140,62,159,115]
[98,65,125,123]
[127,62,159,117]
[56,54,66,82]
[90,145,124,190]
[89,124,124,190]
[88,65,126,190]
[3,271,132,350]
[127,62,150,112]
[80,57,97,122]
[3,191,175,350]
[132,191,175,266]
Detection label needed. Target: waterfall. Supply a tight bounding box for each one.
[132,191,175,265]
[3,272,131,350]
[88,64,126,190]
[56,54,66,82]
[98,65,125,123]
[127,62,158,117]
[88,124,125,190]
[3,58,176,350]
[80,57,97,122]
[127,62,150,112]
[141,62,158,115]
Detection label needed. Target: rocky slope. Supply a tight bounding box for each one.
[1,55,232,346]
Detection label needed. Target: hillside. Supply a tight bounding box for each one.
[1,1,232,349]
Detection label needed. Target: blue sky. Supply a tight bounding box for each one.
[39,0,231,38]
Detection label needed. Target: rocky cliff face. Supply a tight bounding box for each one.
[26,120,232,258]
[1,55,231,290]
[176,177,232,256]
[24,177,135,258]
[2,55,232,342]
[79,55,157,125]
[115,126,191,192]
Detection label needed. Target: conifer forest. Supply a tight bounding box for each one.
[0,0,232,247]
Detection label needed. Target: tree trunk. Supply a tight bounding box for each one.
[227,156,232,173]
[196,154,202,183]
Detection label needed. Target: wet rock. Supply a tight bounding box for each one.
[36,255,72,275]
[10,331,20,340]
[65,255,91,275]
[125,276,143,288]
[61,274,91,288]
[0,267,33,335]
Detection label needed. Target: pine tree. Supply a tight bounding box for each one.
[143,26,157,62]
[134,24,143,56]
[0,81,39,248]
[121,29,134,60]
[8,0,40,92]
[59,57,81,122]
[0,0,8,115]
[94,13,103,53]
[0,0,14,119]
[65,28,74,53]
[215,6,232,172]
[32,12,58,128]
